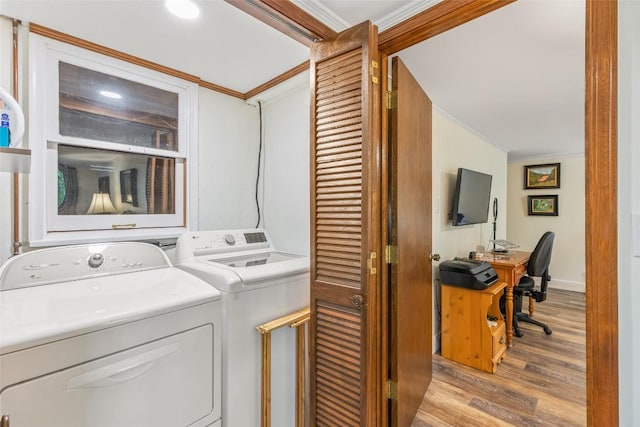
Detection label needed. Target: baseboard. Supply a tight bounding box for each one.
[549,279,585,293]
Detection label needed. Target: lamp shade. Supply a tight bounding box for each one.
[87,192,117,214]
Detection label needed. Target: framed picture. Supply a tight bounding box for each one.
[98,176,110,193]
[524,163,561,189]
[527,195,558,216]
[119,168,138,207]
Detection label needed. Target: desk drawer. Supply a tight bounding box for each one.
[514,264,526,281]
[492,322,507,361]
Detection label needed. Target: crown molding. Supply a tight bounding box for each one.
[290,0,350,31]
[375,0,441,31]
[291,0,442,32]
[433,105,504,154]
[245,68,310,105]
[507,151,585,163]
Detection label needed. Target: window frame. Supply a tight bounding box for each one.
[28,34,199,246]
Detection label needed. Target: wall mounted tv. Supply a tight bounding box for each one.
[450,168,493,226]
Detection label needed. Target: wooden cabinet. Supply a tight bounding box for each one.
[440,281,507,373]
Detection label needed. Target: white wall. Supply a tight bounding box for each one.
[618,2,640,424]
[432,107,508,350]
[261,85,310,255]
[197,88,260,230]
[506,156,585,292]
[432,107,507,260]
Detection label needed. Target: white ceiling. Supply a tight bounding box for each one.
[397,1,585,161]
[0,0,309,93]
[0,0,585,160]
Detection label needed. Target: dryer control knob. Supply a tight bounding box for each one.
[223,234,236,246]
[87,253,105,268]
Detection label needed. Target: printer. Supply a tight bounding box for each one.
[438,258,499,290]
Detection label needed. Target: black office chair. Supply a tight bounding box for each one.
[512,231,555,337]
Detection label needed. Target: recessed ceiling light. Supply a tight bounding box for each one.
[99,90,122,99]
[165,0,200,20]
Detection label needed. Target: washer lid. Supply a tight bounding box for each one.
[0,267,220,355]
[207,251,303,268]
[200,250,309,284]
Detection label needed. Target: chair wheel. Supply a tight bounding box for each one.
[544,328,552,335]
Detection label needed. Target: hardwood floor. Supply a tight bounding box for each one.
[413,288,586,427]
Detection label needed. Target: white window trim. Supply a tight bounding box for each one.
[28,34,199,247]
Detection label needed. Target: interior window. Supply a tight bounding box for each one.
[28,34,197,246]
[57,145,175,216]
[58,62,179,151]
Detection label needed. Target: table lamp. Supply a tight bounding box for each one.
[87,192,117,214]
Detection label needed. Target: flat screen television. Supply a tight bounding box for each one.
[450,168,493,226]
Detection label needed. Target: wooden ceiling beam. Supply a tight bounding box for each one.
[225,0,336,47]
[259,0,336,40]
[378,0,516,54]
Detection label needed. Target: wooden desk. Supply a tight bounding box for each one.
[475,251,530,347]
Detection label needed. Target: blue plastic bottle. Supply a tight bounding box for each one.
[0,99,10,147]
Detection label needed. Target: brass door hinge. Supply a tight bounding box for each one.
[367,251,377,275]
[385,245,398,264]
[386,379,397,400]
[386,91,397,110]
[370,60,379,84]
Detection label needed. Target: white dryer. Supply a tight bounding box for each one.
[0,242,222,427]
[175,229,310,427]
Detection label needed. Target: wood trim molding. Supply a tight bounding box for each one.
[199,80,244,99]
[12,18,21,256]
[225,0,335,47]
[243,60,309,100]
[29,23,201,83]
[585,0,618,425]
[28,23,245,99]
[378,0,515,54]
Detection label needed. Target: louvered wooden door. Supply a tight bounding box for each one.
[309,22,383,427]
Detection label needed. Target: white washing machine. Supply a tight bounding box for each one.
[0,242,222,427]
[174,229,310,427]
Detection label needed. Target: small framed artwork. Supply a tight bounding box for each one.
[98,176,110,193]
[524,163,561,189]
[119,168,138,207]
[527,195,558,216]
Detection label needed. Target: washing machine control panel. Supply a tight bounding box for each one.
[182,229,271,256]
[0,243,171,291]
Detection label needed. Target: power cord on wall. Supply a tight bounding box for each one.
[434,277,442,351]
[434,277,442,322]
[254,101,263,228]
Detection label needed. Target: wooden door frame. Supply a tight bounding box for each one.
[232,0,619,424]
[584,1,617,425]
[380,2,618,424]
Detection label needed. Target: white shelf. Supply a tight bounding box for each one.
[0,147,31,173]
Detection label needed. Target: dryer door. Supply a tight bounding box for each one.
[0,324,216,427]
